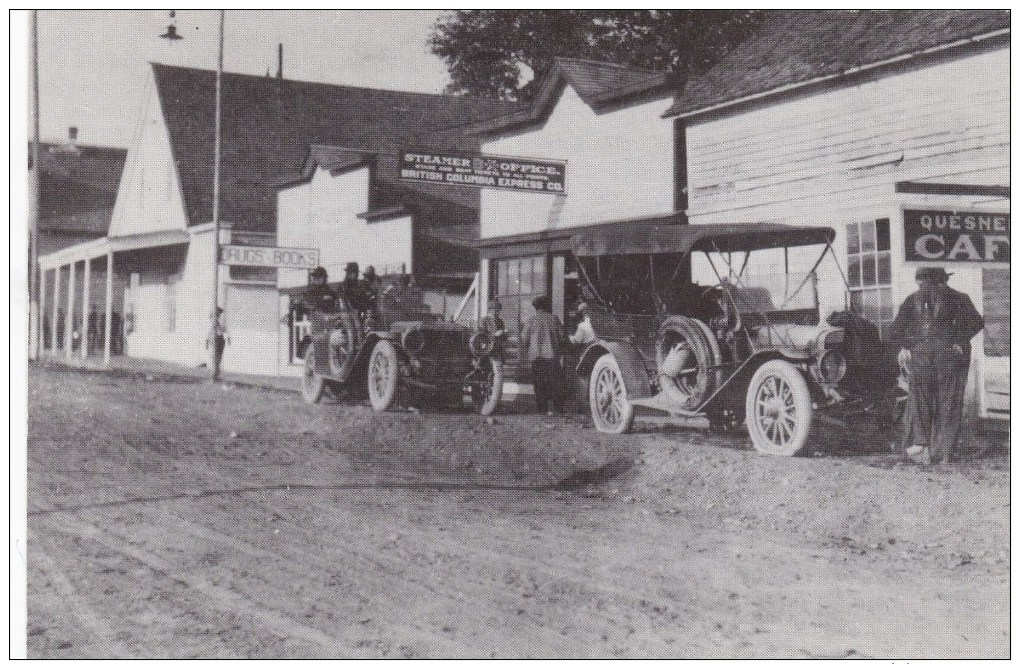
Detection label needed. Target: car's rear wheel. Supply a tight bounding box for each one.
[367,340,400,412]
[589,353,635,434]
[745,360,813,456]
[301,346,327,404]
[470,358,503,416]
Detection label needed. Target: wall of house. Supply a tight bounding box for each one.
[108,81,188,237]
[277,167,413,289]
[480,88,675,239]
[686,45,1009,416]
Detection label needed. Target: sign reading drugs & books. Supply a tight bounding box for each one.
[400,151,566,194]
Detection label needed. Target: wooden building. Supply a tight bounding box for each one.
[669,10,1010,424]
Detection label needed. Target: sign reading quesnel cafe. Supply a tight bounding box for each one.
[904,209,1010,263]
[399,151,566,194]
[220,245,320,270]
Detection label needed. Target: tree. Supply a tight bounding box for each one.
[429,10,765,100]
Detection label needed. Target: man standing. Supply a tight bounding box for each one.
[480,299,507,364]
[206,306,229,380]
[889,267,983,464]
[521,295,565,415]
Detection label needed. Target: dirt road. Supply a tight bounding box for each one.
[26,365,1009,658]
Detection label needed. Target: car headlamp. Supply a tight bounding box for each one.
[816,349,847,383]
[402,329,426,354]
[469,331,494,356]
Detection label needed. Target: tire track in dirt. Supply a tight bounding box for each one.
[29,534,132,658]
[37,513,354,656]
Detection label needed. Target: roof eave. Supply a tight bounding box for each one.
[665,27,1011,120]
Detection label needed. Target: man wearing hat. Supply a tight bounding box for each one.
[302,266,336,312]
[338,262,371,313]
[889,266,983,464]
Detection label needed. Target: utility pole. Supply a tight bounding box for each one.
[210,9,225,380]
[28,10,41,360]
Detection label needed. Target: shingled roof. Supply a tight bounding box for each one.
[33,142,127,235]
[667,10,1011,118]
[468,57,675,137]
[152,63,518,231]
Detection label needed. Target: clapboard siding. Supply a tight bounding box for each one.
[277,167,412,290]
[480,87,674,239]
[687,47,1009,219]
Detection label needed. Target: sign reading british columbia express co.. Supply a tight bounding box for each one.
[220,245,320,269]
[400,151,566,194]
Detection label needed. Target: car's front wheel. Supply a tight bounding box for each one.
[367,340,401,412]
[589,353,635,434]
[301,346,327,404]
[745,360,813,456]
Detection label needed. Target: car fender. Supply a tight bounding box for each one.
[577,341,653,399]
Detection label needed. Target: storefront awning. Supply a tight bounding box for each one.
[572,222,836,257]
[40,229,191,269]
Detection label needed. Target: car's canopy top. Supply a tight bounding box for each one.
[571,222,836,256]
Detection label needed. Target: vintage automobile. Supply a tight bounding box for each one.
[570,221,895,456]
[297,283,502,415]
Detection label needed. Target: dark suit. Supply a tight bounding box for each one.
[889,285,983,462]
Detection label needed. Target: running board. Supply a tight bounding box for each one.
[629,392,702,418]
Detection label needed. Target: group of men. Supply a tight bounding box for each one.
[303,262,382,317]
[483,295,595,416]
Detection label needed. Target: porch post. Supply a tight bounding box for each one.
[479,258,490,318]
[65,260,77,360]
[81,256,91,359]
[51,265,61,353]
[104,250,113,366]
[39,268,47,351]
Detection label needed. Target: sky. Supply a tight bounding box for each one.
[27,10,453,148]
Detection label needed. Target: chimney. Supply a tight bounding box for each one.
[68,126,78,147]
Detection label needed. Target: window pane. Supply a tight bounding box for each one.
[497,261,508,296]
[532,257,546,295]
[862,289,880,323]
[877,251,891,285]
[847,255,861,287]
[880,287,894,321]
[876,218,890,251]
[508,260,520,295]
[861,220,876,252]
[849,290,863,314]
[846,222,860,255]
[862,254,876,286]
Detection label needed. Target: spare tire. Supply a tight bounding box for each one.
[656,316,722,410]
[327,309,363,378]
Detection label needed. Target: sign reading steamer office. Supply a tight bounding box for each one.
[904,209,1010,263]
[400,151,566,194]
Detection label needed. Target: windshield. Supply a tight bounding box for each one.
[722,269,818,313]
[694,244,827,317]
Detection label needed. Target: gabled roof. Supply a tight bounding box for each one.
[468,57,675,138]
[151,63,518,231]
[32,142,127,235]
[667,10,1011,118]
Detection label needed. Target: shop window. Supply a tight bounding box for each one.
[983,268,1009,357]
[229,265,277,283]
[289,309,310,365]
[492,255,546,335]
[847,219,894,337]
